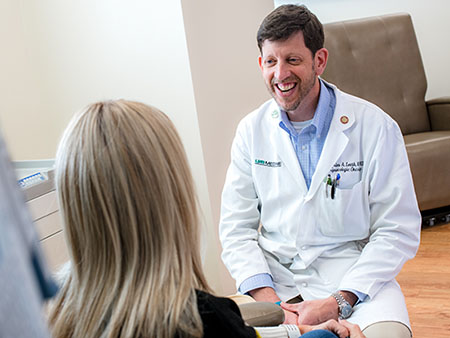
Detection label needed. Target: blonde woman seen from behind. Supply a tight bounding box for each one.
[48,100,364,338]
[49,100,214,338]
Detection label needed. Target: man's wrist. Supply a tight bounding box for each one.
[248,286,280,303]
[331,291,354,319]
[339,290,358,307]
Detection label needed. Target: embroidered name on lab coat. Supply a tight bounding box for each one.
[330,161,364,173]
[254,159,282,167]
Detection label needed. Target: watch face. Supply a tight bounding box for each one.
[341,304,353,319]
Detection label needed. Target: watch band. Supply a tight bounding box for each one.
[331,291,353,319]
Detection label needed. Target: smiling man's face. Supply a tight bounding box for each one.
[259,31,319,115]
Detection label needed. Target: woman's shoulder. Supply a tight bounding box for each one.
[195,290,240,313]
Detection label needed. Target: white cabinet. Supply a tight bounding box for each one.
[16,160,69,273]
[27,193,68,273]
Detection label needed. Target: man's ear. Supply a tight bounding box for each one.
[314,48,328,76]
[258,56,263,71]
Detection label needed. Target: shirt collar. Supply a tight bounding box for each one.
[279,79,332,138]
[312,79,332,138]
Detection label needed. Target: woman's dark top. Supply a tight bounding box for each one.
[196,290,257,338]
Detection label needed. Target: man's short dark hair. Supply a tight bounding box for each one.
[257,4,324,56]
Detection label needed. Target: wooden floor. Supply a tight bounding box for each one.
[397,223,450,338]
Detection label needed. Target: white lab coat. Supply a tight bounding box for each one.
[219,82,421,330]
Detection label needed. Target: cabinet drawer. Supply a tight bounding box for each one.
[40,231,69,272]
[34,211,63,240]
[27,190,58,221]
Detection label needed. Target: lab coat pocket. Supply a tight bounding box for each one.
[315,181,369,237]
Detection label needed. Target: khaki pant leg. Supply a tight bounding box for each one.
[228,294,284,327]
[362,321,412,338]
[228,294,256,305]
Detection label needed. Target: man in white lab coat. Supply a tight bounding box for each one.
[219,5,421,338]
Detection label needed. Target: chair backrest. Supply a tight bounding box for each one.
[322,13,430,135]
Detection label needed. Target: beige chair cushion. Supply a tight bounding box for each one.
[405,131,450,210]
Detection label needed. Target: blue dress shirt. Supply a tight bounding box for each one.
[240,79,335,294]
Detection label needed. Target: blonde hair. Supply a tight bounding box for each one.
[49,100,210,338]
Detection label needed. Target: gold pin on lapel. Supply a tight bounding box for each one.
[340,115,349,124]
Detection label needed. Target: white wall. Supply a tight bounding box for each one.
[1,0,201,161]
[0,0,223,292]
[0,1,55,161]
[182,0,274,295]
[275,0,450,100]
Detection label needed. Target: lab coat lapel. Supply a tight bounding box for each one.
[306,108,355,200]
[269,102,308,193]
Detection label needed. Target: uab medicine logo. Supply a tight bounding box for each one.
[254,159,282,167]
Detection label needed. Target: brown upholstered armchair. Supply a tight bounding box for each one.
[322,13,450,211]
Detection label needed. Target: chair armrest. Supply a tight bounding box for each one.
[426,97,450,130]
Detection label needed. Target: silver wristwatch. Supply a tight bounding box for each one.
[331,292,353,319]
